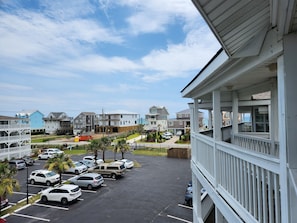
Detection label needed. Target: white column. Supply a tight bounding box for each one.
[215,207,224,223]
[231,91,239,143]
[213,90,222,140]
[188,103,195,133]
[213,90,221,190]
[207,110,212,130]
[192,174,204,223]
[270,79,278,155]
[194,98,200,133]
[278,54,289,223]
[282,33,297,223]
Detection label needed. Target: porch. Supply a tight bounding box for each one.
[192,129,281,222]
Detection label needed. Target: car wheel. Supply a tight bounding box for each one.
[111,173,116,179]
[30,179,35,185]
[75,170,79,175]
[46,181,51,186]
[41,196,48,202]
[87,184,93,190]
[61,198,68,205]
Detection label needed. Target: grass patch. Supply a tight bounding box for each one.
[31,135,68,143]
[132,148,167,157]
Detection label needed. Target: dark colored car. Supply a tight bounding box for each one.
[22,156,35,166]
[1,197,9,210]
[184,181,206,206]
[184,185,193,206]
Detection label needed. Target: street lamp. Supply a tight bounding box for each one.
[26,166,29,204]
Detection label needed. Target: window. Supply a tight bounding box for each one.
[253,107,269,132]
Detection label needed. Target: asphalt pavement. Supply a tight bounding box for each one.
[5,150,193,223]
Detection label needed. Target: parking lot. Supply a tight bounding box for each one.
[3,151,193,222]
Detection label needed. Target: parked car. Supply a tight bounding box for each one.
[184,185,193,206]
[89,162,126,179]
[38,152,56,160]
[44,148,64,155]
[184,181,206,207]
[0,197,8,210]
[40,184,81,205]
[112,159,134,169]
[83,155,104,165]
[8,159,26,170]
[0,218,7,223]
[22,156,35,166]
[120,159,134,169]
[66,161,87,175]
[68,172,104,190]
[78,160,97,171]
[162,132,173,140]
[28,169,60,186]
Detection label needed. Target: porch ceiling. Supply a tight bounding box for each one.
[182,0,297,102]
[191,0,297,57]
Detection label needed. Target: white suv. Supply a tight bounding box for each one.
[44,148,64,155]
[40,184,81,205]
[28,169,60,186]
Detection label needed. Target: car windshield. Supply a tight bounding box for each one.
[71,187,80,192]
[45,171,56,177]
[74,162,82,166]
[95,175,102,180]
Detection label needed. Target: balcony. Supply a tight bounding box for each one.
[192,131,282,222]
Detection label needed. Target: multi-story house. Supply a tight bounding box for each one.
[181,1,297,222]
[43,112,72,135]
[167,109,203,135]
[73,112,98,135]
[15,109,45,134]
[0,115,31,160]
[144,106,169,132]
[97,112,140,134]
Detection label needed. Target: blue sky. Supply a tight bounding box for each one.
[0,0,220,118]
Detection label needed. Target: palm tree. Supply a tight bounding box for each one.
[117,139,130,159]
[44,153,74,184]
[0,161,20,214]
[98,136,111,162]
[89,139,99,160]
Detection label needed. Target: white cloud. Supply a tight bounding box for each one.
[63,55,140,73]
[117,0,199,35]
[0,10,123,62]
[0,83,32,91]
[92,83,146,93]
[139,26,220,82]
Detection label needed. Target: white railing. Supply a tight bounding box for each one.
[233,133,279,157]
[0,145,31,160]
[0,124,30,130]
[192,133,281,223]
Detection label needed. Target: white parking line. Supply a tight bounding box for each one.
[77,198,84,201]
[178,204,193,210]
[33,203,69,210]
[167,214,192,223]
[81,189,97,193]
[28,184,47,188]
[12,213,50,222]
[2,205,12,211]
[18,196,33,203]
